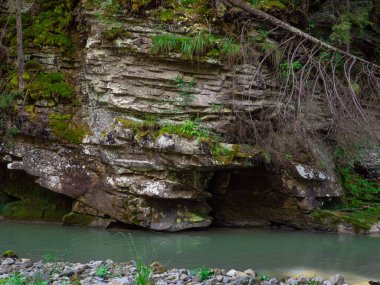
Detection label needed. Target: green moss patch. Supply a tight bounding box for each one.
[338,166,380,206]
[313,207,380,233]
[49,113,89,144]
[2,250,17,258]
[62,212,97,226]
[159,9,176,22]
[103,28,132,41]
[28,72,75,100]
[250,0,287,11]
[116,117,160,132]
[0,200,69,222]
[2,0,75,53]
[7,68,76,103]
[0,169,73,222]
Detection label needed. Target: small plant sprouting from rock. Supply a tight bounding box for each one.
[42,252,57,263]
[307,280,322,285]
[258,274,271,281]
[0,91,21,110]
[95,265,109,278]
[211,142,232,157]
[179,120,209,139]
[30,271,48,285]
[190,266,213,281]
[175,75,196,105]
[135,258,152,285]
[0,272,26,285]
[0,271,49,285]
[158,119,209,140]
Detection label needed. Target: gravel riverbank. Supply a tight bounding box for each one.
[0,256,376,285]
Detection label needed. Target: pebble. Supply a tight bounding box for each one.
[329,274,345,285]
[235,271,247,278]
[180,273,189,281]
[213,269,222,276]
[244,269,256,277]
[1,258,15,266]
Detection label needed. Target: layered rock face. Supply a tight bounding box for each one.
[0,6,343,231]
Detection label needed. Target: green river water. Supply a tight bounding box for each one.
[0,221,379,284]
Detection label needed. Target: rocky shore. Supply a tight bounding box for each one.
[1,254,373,285]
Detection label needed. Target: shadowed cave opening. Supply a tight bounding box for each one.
[207,164,297,229]
[0,163,73,222]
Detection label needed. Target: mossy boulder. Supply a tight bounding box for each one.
[2,250,18,258]
[62,212,114,228]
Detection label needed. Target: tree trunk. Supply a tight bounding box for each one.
[15,0,24,91]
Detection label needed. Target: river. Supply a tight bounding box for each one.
[0,221,379,284]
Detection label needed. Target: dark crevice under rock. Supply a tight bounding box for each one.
[207,165,315,229]
[0,163,73,222]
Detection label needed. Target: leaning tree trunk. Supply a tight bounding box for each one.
[15,0,24,91]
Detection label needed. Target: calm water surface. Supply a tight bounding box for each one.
[0,221,379,283]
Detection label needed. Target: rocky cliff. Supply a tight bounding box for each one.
[0,0,378,233]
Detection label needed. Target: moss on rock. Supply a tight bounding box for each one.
[49,113,89,144]
[313,207,380,233]
[62,212,97,226]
